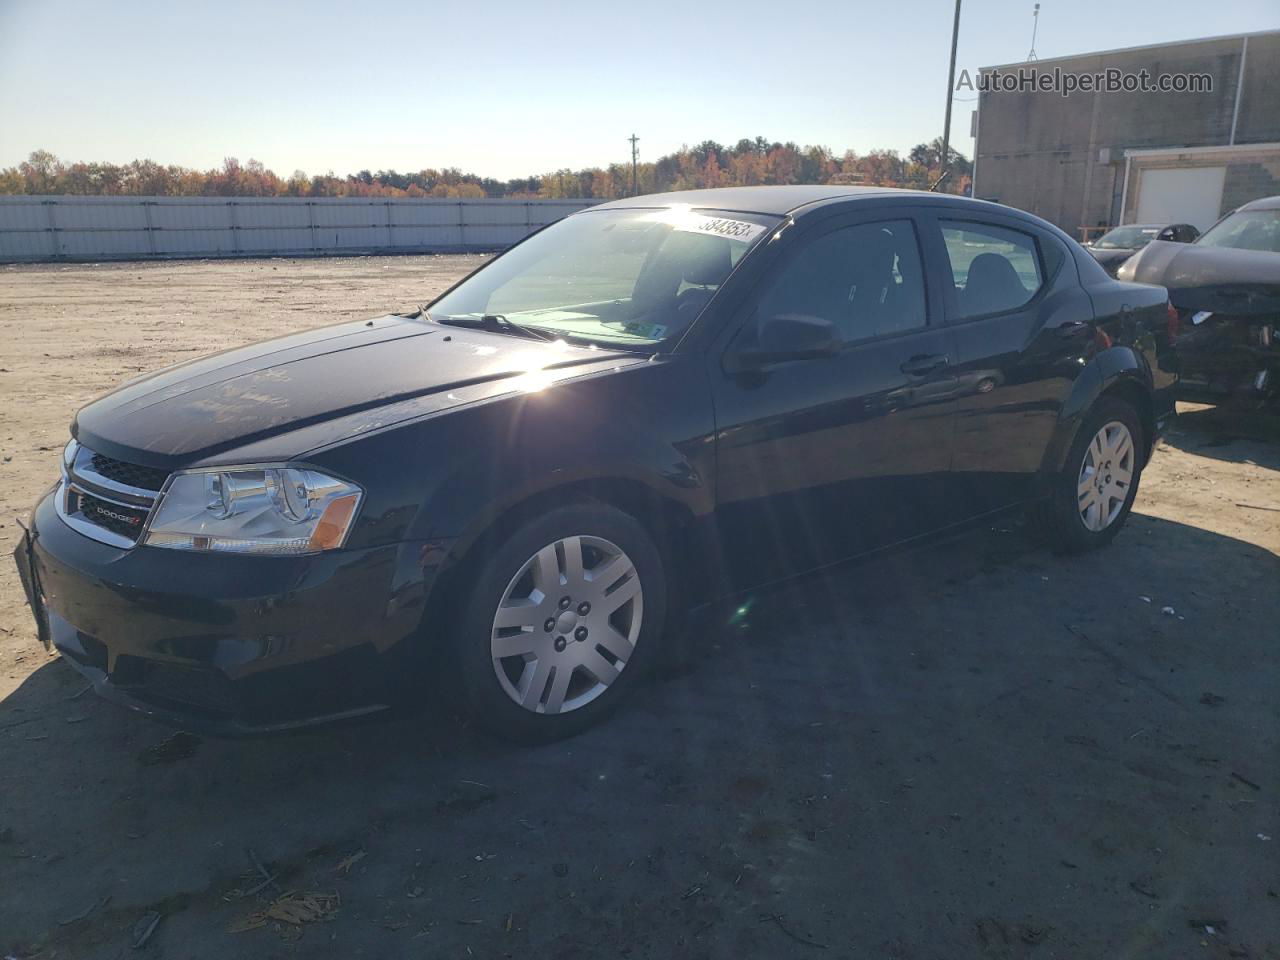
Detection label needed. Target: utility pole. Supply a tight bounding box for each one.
[628,134,640,196]
[939,0,962,189]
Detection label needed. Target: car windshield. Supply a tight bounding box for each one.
[1196,209,1280,253]
[1094,225,1160,249]
[426,207,779,348]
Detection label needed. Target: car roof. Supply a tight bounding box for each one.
[592,185,923,217]
[1239,195,1280,211]
[586,185,1082,250]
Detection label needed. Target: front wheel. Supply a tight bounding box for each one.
[450,502,667,743]
[1031,397,1145,553]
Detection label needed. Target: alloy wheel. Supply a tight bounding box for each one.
[490,535,643,715]
[1077,420,1134,532]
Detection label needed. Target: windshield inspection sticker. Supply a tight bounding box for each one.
[622,321,667,339]
[674,214,767,244]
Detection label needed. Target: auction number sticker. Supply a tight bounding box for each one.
[675,214,767,244]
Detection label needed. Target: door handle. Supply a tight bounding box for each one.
[900,354,949,376]
[1057,320,1091,337]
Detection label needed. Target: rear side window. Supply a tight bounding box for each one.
[755,219,928,343]
[941,221,1043,320]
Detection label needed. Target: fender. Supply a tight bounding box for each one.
[375,355,718,634]
[406,440,711,649]
[1040,346,1153,476]
[380,436,706,658]
[419,431,708,554]
[404,356,714,544]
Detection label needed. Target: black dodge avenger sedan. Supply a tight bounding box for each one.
[15,186,1177,742]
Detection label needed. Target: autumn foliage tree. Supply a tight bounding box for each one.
[0,139,972,200]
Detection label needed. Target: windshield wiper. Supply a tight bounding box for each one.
[434,313,556,342]
[485,314,557,341]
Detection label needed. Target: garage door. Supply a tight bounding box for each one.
[1134,166,1227,232]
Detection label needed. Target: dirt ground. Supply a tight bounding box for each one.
[1,256,1277,959]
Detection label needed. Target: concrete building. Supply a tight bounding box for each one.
[972,30,1280,240]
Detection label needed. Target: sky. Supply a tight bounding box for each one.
[1,0,1277,180]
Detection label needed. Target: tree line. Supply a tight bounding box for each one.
[1,139,972,200]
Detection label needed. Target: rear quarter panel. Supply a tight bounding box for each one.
[1051,269,1176,469]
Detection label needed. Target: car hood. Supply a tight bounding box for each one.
[1087,248,1137,276]
[73,316,642,467]
[1119,240,1280,314]
[1089,247,1138,263]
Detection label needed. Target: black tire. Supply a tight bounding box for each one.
[449,502,667,743]
[1030,397,1145,554]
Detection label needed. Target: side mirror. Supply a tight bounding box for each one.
[725,314,842,373]
[1157,228,1176,242]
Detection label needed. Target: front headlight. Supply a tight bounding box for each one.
[143,466,362,555]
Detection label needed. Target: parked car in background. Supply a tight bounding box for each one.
[1118,196,1280,406]
[1085,223,1199,276]
[15,186,1178,743]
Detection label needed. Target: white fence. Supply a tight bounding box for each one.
[0,195,600,262]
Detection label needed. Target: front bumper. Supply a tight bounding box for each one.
[14,489,444,736]
[1172,314,1279,401]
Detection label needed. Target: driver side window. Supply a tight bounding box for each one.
[754,219,928,344]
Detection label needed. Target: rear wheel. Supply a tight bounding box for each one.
[1031,397,1144,553]
[450,502,666,742]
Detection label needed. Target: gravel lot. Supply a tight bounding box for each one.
[1,256,1277,959]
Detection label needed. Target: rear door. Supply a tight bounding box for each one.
[923,213,1096,516]
[709,211,961,588]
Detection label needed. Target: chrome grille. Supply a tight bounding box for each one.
[87,452,168,492]
[58,443,169,548]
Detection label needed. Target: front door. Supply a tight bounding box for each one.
[709,215,960,589]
